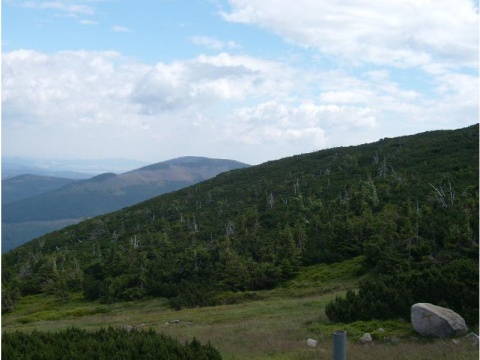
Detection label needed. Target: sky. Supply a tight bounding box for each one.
[2,0,479,166]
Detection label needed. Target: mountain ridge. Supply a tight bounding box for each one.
[3,156,250,223]
[1,157,250,252]
[2,157,148,179]
[2,174,75,204]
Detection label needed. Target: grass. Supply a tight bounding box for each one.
[4,292,111,324]
[2,257,478,359]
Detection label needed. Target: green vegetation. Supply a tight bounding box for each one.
[325,258,478,324]
[2,258,478,359]
[3,125,478,331]
[2,327,221,360]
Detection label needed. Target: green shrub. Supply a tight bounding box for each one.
[325,259,479,325]
[2,327,222,360]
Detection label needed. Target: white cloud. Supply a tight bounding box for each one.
[130,52,304,115]
[21,1,95,16]
[80,19,98,25]
[320,90,372,104]
[112,25,131,32]
[2,50,145,128]
[130,59,252,113]
[2,48,477,164]
[191,36,239,50]
[224,101,377,146]
[222,0,478,69]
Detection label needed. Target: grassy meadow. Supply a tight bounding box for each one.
[2,257,478,359]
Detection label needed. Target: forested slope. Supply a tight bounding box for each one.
[3,125,478,323]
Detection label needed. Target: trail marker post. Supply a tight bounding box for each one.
[333,330,346,360]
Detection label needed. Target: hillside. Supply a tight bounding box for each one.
[2,174,75,204]
[1,157,250,252]
[2,125,478,324]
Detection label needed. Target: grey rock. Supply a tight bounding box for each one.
[466,332,479,346]
[391,336,400,344]
[359,333,373,344]
[307,338,317,347]
[383,336,399,343]
[123,325,133,332]
[411,303,468,338]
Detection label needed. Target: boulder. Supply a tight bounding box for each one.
[411,303,468,338]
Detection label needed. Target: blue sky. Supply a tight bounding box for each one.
[2,0,479,165]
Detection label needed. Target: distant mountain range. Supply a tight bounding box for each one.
[2,174,76,204]
[2,156,250,252]
[2,157,149,179]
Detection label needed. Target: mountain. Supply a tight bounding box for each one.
[1,157,250,252]
[2,125,478,323]
[3,156,250,223]
[2,157,148,179]
[2,174,75,204]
